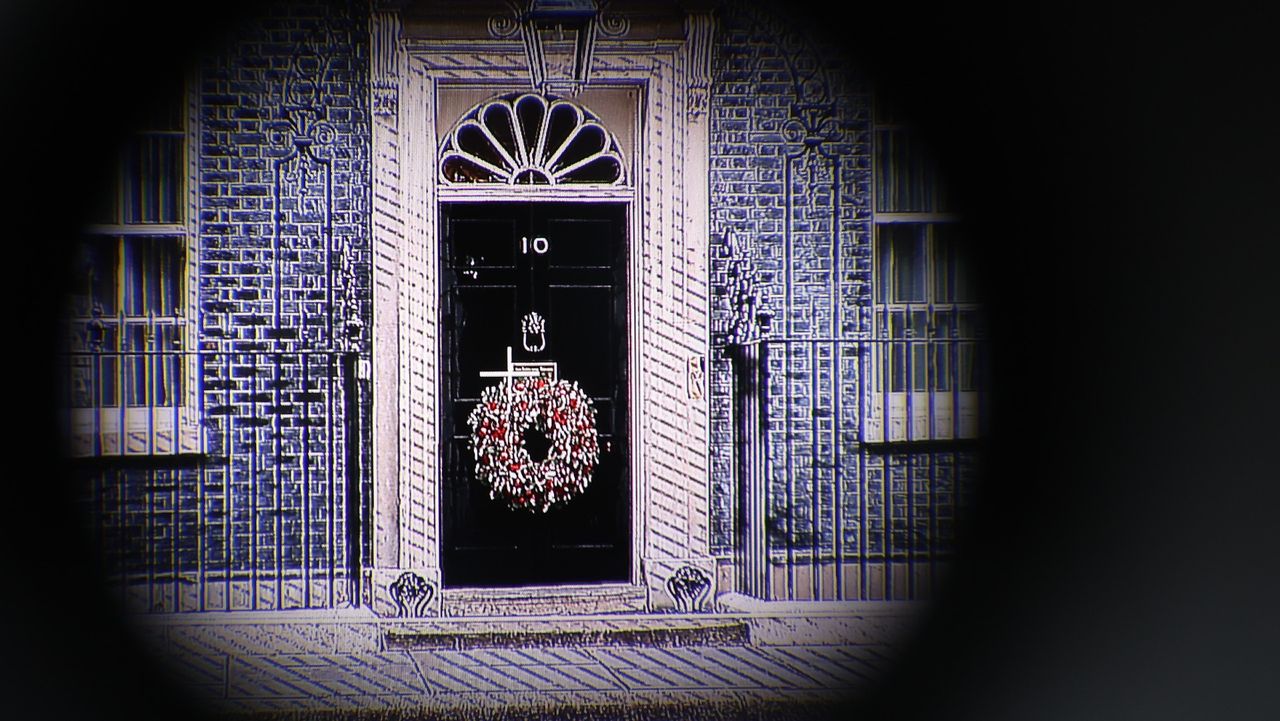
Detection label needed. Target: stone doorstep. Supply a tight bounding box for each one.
[384,617,752,650]
[438,583,648,617]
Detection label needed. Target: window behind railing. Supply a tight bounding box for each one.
[66,92,197,456]
[869,99,986,442]
[70,236,185,409]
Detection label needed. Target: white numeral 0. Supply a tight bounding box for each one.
[521,236,549,254]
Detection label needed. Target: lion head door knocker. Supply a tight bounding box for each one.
[522,311,547,353]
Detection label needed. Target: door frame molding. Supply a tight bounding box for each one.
[366,7,717,616]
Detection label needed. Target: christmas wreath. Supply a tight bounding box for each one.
[466,377,600,513]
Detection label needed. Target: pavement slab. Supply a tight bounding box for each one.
[133,609,908,717]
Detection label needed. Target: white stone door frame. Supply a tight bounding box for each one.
[366,9,716,616]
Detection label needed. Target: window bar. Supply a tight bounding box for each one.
[926,312,937,442]
[116,312,126,455]
[893,328,917,598]
[146,311,157,452]
[92,350,103,455]
[904,315,915,444]
[172,343,183,604]
[878,310,889,446]
[171,318,181,450]
[950,314,960,440]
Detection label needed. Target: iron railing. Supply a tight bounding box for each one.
[723,336,987,601]
[69,331,984,609]
[68,346,364,613]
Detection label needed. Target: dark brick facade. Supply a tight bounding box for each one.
[708,3,872,558]
[82,0,371,611]
[78,0,976,609]
[707,2,977,598]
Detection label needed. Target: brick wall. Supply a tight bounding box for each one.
[706,2,978,599]
[77,0,978,609]
[708,3,873,557]
[82,0,371,612]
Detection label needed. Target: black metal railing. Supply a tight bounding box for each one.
[723,336,987,601]
[67,346,364,613]
[68,314,185,409]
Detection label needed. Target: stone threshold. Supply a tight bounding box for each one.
[384,616,752,650]
[439,582,648,617]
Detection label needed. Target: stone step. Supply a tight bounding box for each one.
[385,616,751,650]
[439,583,647,617]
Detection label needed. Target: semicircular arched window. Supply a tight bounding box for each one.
[439,92,626,186]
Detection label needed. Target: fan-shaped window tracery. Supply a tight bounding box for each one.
[439,93,625,186]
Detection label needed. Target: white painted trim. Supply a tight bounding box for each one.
[874,212,964,224]
[84,224,188,236]
[67,78,204,459]
[437,186,634,203]
[369,21,715,612]
[67,407,201,456]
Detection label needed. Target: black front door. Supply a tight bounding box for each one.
[440,202,629,587]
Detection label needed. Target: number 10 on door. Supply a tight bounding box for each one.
[522,236,549,254]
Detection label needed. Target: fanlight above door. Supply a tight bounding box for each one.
[439,92,625,186]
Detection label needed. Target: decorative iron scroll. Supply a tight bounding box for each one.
[439,92,625,185]
[389,571,435,617]
[596,10,630,38]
